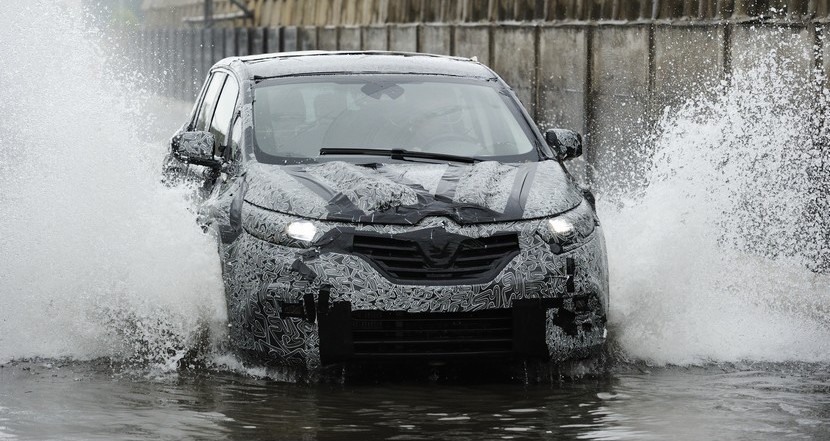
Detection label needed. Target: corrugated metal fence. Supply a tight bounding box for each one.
[141,0,830,28]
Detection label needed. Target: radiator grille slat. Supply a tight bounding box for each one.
[352,232,520,284]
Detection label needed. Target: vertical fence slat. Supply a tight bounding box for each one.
[299,26,319,50]
[139,0,830,23]
[237,27,250,56]
[266,26,281,52]
[283,26,299,51]
[250,27,266,54]
[225,27,237,57]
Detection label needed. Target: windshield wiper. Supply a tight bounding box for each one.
[319,148,481,164]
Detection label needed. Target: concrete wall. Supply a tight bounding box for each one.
[538,25,589,179]
[338,27,362,50]
[652,25,725,109]
[590,25,650,188]
[388,24,418,52]
[362,25,387,50]
[419,24,452,55]
[137,21,827,187]
[454,25,490,65]
[492,25,538,119]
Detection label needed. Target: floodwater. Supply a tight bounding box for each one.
[1,1,829,440]
[1,360,828,440]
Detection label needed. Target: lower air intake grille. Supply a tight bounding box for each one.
[351,309,513,358]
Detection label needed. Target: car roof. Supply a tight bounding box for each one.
[219,51,497,81]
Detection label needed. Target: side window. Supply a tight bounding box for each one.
[227,117,242,161]
[209,76,240,148]
[194,72,227,131]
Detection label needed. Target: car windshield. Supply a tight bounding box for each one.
[252,75,540,164]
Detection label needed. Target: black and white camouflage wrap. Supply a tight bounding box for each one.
[169,53,610,372]
[175,131,216,162]
[207,160,609,370]
[243,160,585,224]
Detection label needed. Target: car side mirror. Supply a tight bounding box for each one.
[172,131,222,169]
[544,129,583,161]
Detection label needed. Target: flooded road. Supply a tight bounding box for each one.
[2,1,830,440]
[1,360,828,440]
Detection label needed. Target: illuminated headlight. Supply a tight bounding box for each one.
[242,203,322,247]
[543,201,596,253]
[548,218,575,235]
[285,221,317,243]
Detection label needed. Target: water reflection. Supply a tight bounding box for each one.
[208,378,627,440]
[1,361,828,440]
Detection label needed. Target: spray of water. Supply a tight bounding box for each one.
[2,2,827,371]
[0,1,226,369]
[602,28,830,365]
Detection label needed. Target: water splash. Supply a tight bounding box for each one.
[3,2,828,372]
[0,1,226,368]
[602,28,830,365]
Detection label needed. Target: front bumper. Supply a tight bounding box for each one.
[222,218,609,370]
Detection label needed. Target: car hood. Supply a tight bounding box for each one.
[243,160,584,225]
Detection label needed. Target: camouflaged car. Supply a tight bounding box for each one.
[167,51,609,373]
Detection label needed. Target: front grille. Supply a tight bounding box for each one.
[352,232,520,284]
[351,309,513,358]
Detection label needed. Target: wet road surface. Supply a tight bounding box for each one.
[1,360,828,440]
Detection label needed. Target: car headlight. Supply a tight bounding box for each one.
[284,221,318,243]
[548,218,575,235]
[242,203,322,247]
[543,201,596,253]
